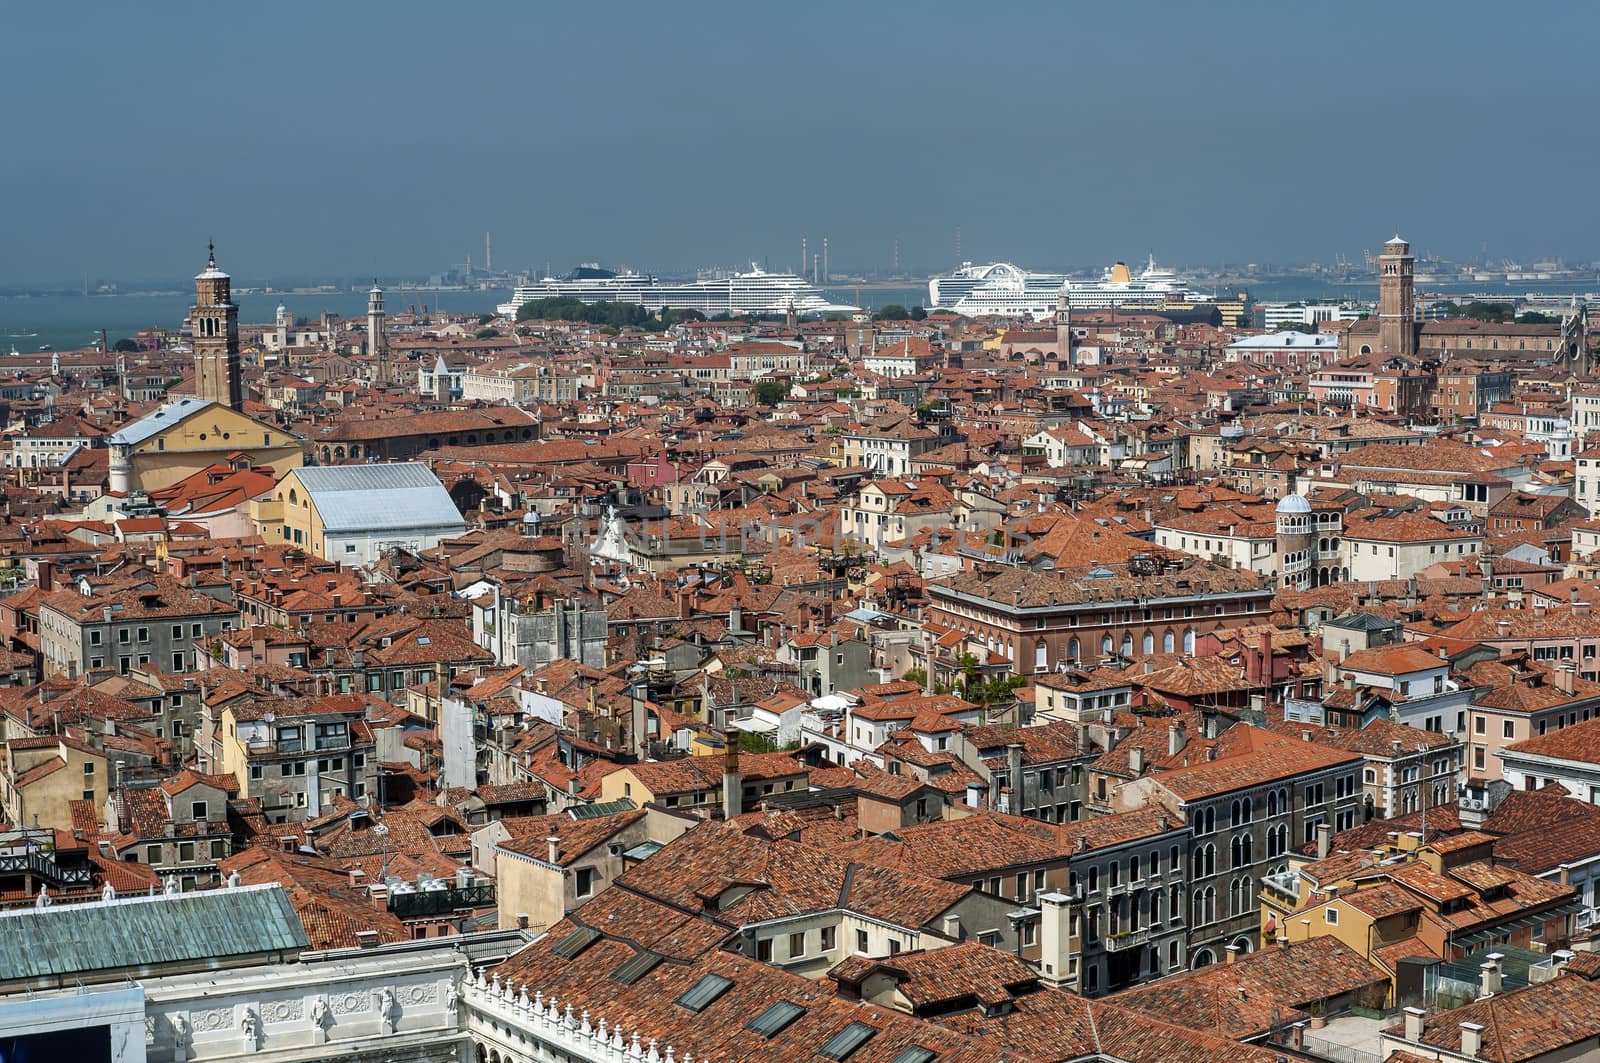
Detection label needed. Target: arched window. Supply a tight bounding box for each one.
[1142,631,1154,654]
[1163,630,1175,653]
[1034,640,1047,672]
[1101,635,1113,656]
[1203,807,1215,834]
[1228,878,1240,916]
[1183,628,1196,654]
[1068,638,1080,662]
[1241,833,1252,864]
[1129,855,1140,881]
[1230,799,1242,827]
[1121,633,1133,656]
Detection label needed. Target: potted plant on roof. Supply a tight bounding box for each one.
[1308,999,1327,1029]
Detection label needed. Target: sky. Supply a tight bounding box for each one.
[3,1,1597,285]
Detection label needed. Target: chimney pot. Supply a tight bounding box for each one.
[1403,1006,1425,1042]
[547,834,560,864]
[1460,1021,1484,1058]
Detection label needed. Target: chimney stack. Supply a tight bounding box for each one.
[1036,891,1073,987]
[1315,822,1332,861]
[1460,1022,1484,1059]
[1403,1007,1425,1042]
[1168,721,1187,757]
[1006,743,1024,813]
[547,834,560,864]
[722,728,742,819]
[1479,953,1504,998]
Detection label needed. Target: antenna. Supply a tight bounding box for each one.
[485,231,492,273]
[956,226,961,261]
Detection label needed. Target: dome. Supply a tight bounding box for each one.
[1276,494,1311,515]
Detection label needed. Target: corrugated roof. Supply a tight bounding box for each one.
[295,463,466,534]
[0,883,308,981]
[106,397,216,446]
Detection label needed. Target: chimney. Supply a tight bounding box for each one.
[1007,743,1024,811]
[1168,722,1187,757]
[36,560,52,593]
[1460,1022,1484,1059]
[722,728,742,819]
[1224,943,1240,966]
[355,930,379,949]
[1495,619,1511,639]
[1479,953,1504,998]
[1576,600,1592,617]
[678,589,692,621]
[1403,1007,1425,1042]
[1128,747,1144,774]
[1036,891,1073,986]
[941,914,962,940]
[1557,664,1576,695]
[546,834,560,864]
[1315,822,1332,861]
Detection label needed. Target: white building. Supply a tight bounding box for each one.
[291,463,468,565]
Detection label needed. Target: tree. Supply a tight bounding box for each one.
[901,667,927,688]
[909,306,928,321]
[476,312,495,325]
[111,338,140,353]
[753,380,788,405]
[474,327,499,339]
[1517,310,1558,324]
[1460,300,1515,323]
[873,304,910,321]
[1277,321,1317,334]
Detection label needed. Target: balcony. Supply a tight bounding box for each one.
[1103,926,1154,952]
[388,882,496,919]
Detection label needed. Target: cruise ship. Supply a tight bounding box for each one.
[928,262,1068,319]
[496,264,856,318]
[1068,256,1212,311]
[929,256,1217,320]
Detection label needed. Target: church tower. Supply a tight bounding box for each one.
[368,281,389,385]
[191,243,243,410]
[1377,234,1416,358]
[1055,282,1074,366]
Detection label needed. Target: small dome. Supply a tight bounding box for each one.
[1276,494,1311,515]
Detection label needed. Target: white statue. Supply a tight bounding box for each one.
[34,885,50,909]
[239,1007,259,1051]
[377,987,397,1034]
[171,1013,190,1047]
[164,876,179,897]
[101,881,116,903]
[311,996,331,1042]
[444,978,459,1014]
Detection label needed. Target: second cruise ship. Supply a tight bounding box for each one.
[497,264,856,318]
[929,256,1215,319]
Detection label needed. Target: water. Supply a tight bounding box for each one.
[0,288,514,353]
[8,275,1597,352]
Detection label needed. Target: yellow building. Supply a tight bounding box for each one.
[0,735,107,832]
[249,463,466,564]
[106,396,302,495]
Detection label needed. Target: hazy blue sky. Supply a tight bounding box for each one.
[4,2,1595,284]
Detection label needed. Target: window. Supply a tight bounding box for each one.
[1503,720,1515,739]
[1325,907,1339,925]
[820,926,836,952]
[789,932,806,958]
[146,845,161,863]
[855,929,869,954]
[190,801,208,820]
[178,842,194,862]
[83,761,94,777]
[575,867,595,897]
[1474,716,1487,735]
[887,938,901,955]
[756,938,774,962]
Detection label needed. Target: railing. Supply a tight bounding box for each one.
[0,851,93,885]
[389,883,496,918]
[1104,926,1153,952]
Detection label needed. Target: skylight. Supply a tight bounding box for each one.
[674,973,733,1012]
[747,1000,806,1038]
[819,1022,878,1060]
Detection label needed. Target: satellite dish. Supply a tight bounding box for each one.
[263,712,275,724]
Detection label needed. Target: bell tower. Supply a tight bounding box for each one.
[191,242,243,410]
[1377,234,1416,358]
[368,280,389,385]
[1056,282,1074,366]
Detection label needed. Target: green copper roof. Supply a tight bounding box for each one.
[0,883,308,981]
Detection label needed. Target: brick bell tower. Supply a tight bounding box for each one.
[191,241,243,411]
[1377,234,1416,358]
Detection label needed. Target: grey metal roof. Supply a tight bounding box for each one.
[105,397,216,446]
[295,462,466,534]
[0,883,308,981]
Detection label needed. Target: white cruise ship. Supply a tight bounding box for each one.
[497,264,856,318]
[928,262,1068,319]
[929,256,1216,320]
[1067,256,1210,311]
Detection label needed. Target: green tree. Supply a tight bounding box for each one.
[873,304,910,321]
[1278,320,1317,334]
[753,380,788,405]
[111,338,140,353]
[1460,300,1515,323]
[901,667,927,688]
[909,306,928,321]
[1517,310,1557,324]
[474,327,499,339]
[476,312,495,325]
